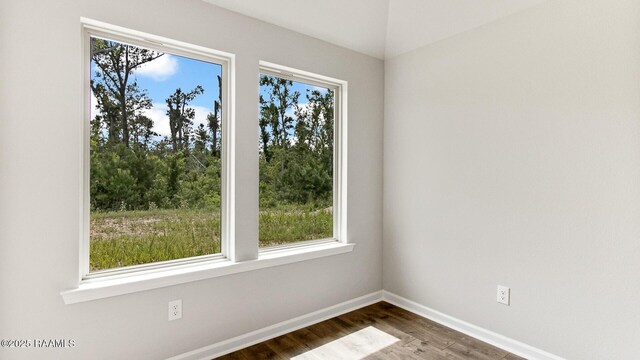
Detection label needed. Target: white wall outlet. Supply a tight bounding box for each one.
[168,299,182,321]
[497,285,510,305]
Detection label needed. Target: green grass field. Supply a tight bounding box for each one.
[90,207,332,271]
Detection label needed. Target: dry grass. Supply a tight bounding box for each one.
[90,207,332,271]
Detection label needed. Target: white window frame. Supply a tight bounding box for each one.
[79,19,235,280]
[257,61,348,250]
[62,19,353,305]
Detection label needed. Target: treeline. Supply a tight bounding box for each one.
[259,75,334,209]
[89,38,333,212]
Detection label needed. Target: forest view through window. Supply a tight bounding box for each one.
[89,36,224,272]
[259,74,335,247]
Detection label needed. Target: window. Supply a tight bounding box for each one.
[67,20,351,302]
[82,22,232,277]
[258,63,345,249]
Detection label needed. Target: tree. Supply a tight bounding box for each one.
[258,95,274,161]
[207,75,222,157]
[295,89,334,154]
[194,123,209,157]
[166,85,204,152]
[206,112,219,157]
[130,114,156,149]
[91,82,120,144]
[91,38,163,147]
[259,75,300,152]
[259,85,335,207]
[124,82,154,147]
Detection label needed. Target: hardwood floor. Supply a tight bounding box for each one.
[216,302,526,360]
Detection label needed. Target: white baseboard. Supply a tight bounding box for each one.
[166,291,383,360]
[382,291,565,360]
[168,289,564,360]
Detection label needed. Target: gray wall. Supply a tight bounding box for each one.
[384,1,640,359]
[5,0,640,358]
[0,0,383,359]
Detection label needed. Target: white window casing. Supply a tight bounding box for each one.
[62,19,352,304]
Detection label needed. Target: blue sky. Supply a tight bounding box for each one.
[259,75,330,123]
[132,53,221,138]
[90,39,222,138]
[91,37,329,140]
[259,76,329,106]
[135,54,221,110]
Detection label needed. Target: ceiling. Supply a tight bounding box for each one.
[202,0,546,59]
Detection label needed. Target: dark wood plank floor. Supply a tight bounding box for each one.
[216,302,526,360]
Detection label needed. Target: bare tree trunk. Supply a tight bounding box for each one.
[212,102,219,157]
[120,91,129,147]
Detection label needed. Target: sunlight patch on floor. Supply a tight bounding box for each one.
[291,326,399,360]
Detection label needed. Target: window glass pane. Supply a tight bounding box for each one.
[258,74,334,247]
[89,36,223,271]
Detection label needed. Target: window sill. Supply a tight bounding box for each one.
[60,241,355,304]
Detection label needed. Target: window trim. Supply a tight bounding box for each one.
[62,241,354,304]
[62,20,353,304]
[79,18,235,281]
[258,61,348,248]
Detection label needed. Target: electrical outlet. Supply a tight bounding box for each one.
[168,299,182,321]
[497,285,510,305]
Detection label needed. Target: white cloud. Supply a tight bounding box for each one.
[134,54,178,81]
[144,103,170,137]
[144,102,213,138]
[88,94,212,140]
[192,105,213,129]
[285,101,310,118]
